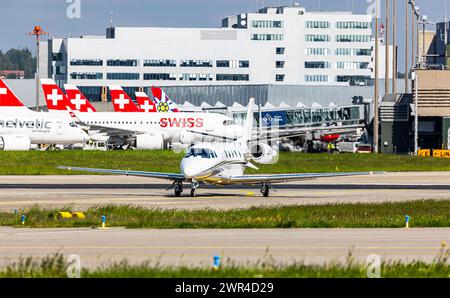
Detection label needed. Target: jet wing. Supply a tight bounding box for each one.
[57,166,186,181]
[227,171,381,184]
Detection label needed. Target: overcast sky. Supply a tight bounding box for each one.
[0,0,448,69]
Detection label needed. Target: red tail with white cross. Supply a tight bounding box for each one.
[0,79,26,107]
[64,84,97,112]
[41,79,71,111]
[136,91,157,113]
[109,86,141,112]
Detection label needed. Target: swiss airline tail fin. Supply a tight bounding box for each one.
[109,86,140,112]
[151,87,180,113]
[136,92,157,113]
[64,84,97,112]
[0,79,29,111]
[41,79,71,111]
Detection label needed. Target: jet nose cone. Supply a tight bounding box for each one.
[181,159,199,179]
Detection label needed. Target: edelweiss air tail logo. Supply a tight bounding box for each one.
[0,119,52,129]
[152,88,179,113]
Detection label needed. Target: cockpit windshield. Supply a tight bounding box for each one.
[185,148,218,159]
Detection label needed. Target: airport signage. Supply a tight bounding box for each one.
[261,111,287,127]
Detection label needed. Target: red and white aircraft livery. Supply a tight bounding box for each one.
[0,79,89,150]
[136,91,157,113]
[41,79,96,113]
[109,86,141,113]
[151,87,180,113]
[64,84,97,112]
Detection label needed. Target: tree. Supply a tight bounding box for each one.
[0,48,36,79]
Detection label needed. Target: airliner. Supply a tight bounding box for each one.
[0,79,89,150]
[59,98,378,197]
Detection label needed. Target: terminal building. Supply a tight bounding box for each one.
[40,4,393,104]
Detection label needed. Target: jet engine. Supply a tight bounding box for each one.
[249,143,279,164]
[0,135,31,151]
[179,131,196,145]
[135,133,164,150]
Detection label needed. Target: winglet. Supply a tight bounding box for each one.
[240,98,255,143]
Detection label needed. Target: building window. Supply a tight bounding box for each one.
[70,59,103,66]
[276,47,285,55]
[305,48,330,55]
[78,86,103,102]
[276,61,285,68]
[216,74,249,81]
[252,20,283,28]
[179,73,213,81]
[143,73,177,81]
[216,60,250,68]
[305,21,330,28]
[239,61,250,68]
[336,35,371,42]
[305,61,331,69]
[70,72,103,80]
[106,73,140,80]
[217,60,230,68]
[305,75,329,82]
[143,59,176,67]
[306,35,331,42]
[336,48,372,56]
[180,60,213,67]
[336,62,370,70]
[52,53,64,62]
[107,59,139,67]
[336,75,373,86]
[251,34,284,41]
[275,74,285,82]
[336,21,371,29]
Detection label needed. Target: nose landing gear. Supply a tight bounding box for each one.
[190,181,200,197]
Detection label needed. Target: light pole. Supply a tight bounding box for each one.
[26,26,49,112]
[385,0,390,95]
[374,0,380,154]
[392,0,397,95]
[405,0,409,93]
[410,3,420,155]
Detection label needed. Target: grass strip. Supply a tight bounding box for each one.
[1,151,450,175]
[1,250,449,278]
[2,200,450,229]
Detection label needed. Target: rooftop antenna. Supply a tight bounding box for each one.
[109,11,114,27]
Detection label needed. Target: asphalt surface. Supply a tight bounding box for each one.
[0,173,449,210]
[0,228,448,268]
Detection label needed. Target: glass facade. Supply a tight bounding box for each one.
[305,75,329,82]
[107,59,139,67]
[216,60,250,68]
[305,61,331,69]
[106,73,140,80]
[336,61,370,70]
[216,74,249,81]
[305,48,330,56]
[180,60,213,67]
[306,35,331,42]
[336,21,371,29]
[70,59,103,66]
[143,59,177,67]
[70,72,103,80]
[336,35,371,42]
[143,73,177,80]
[251,34,284,41]
[305,21,330,28]
[252,20,283,28]
[335,48,371,56]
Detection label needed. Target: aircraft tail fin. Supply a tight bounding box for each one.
[109,86,140,112]
[0,79,28,109]
[240,98,255,143]
[64,84,97,112]
[41,78,71,111]
[151,87,180,112]
[136,91,157,113]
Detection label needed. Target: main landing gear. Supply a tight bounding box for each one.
[261,182,272,197]
[174,181,183,197]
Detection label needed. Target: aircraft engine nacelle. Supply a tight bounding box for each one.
[249,143,279,165]
[179,131,196,145]
[135,133,164,150]
[0,135,31,151]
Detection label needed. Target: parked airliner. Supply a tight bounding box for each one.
[59,98,378,197]
[0,79,89,150]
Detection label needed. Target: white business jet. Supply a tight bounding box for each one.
[59,98,378,197]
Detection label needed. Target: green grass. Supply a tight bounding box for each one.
[3,200,450,229]
[1,151,450,175]
[2,250,449,278]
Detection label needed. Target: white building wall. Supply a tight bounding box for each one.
[45,5,384,93]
